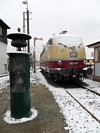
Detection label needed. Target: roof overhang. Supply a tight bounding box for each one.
[0,19,10,29]
[86,41,100,48]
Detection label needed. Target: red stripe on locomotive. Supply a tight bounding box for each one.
[40,60,85,69]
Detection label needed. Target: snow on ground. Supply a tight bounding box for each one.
[67,88,100,122]
[84,79,100,88]
[35,70,100,133]
[84,79,100,93]
[0,76,9,93]
[0,70,100,132]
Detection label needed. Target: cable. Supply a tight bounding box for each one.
[30,18,41,37]
[16,0,25,11]
[11,0,22,15]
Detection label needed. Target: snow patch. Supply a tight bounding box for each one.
[3,107,38,124]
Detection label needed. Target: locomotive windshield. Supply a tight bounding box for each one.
[56,37,83,46]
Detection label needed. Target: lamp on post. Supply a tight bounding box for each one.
[22,0,30,53]
[7,32,32,119]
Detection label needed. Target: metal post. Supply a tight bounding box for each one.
[27,9,30,53]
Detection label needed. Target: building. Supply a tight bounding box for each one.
[87,38,100,81]
[0,19,10,74]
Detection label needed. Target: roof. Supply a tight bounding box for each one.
[87,36,100,48]
[0,19,10,29]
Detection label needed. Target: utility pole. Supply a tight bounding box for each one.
[23,12,26,33]
[27,9,30,53]
[23,12,26,51]
[22,0,30,53]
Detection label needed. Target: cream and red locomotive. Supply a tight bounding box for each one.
[40,33,92,81]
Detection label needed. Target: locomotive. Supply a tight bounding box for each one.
[40,32,92,81]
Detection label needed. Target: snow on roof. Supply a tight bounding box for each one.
[50,34,82,40]
[48,34,83,46]
[86,57,94,60]
[87,36,100,47]
[91,36,100,44]
[7,51,30,55]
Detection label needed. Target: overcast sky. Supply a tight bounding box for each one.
[0,0,100,57]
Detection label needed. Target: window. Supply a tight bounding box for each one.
[0,27,2,36]
[70,51,77,57]
[48,39,52,47]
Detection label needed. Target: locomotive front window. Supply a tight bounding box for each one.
[70,51,77,57]
[48,39,52,47]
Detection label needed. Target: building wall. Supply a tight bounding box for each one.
[0,41,7,74]
[93,46,100,81]
[95,63,100,76]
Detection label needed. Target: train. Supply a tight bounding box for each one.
[40,32,92,81]
[86,57,94,67]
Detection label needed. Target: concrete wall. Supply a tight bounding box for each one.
[0,41,7,74]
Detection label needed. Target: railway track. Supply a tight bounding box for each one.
[0,74,8,78]
[75,81,100,97]
[61,81,100,124]
[37,71,100,126]
[43,70,100,124]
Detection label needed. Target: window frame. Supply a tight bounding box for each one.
[47,39,52,47]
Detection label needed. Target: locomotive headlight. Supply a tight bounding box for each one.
[83,60,86,65]
[58,60,62,65]
[71,45,75,50]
